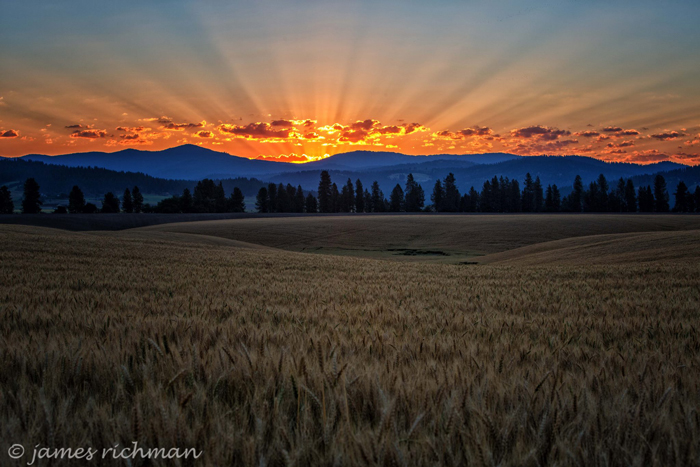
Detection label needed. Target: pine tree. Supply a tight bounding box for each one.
[100,192,120,213]
[673,181,690,212]
[570,175,583,212]
[533,176,544,212]
[389,184,405,212]
[431,179,444,212]
[331,183,340,213]
[318,171,332,213]
[638,185,654,212]
[404,173,425,212]
[443,173,460,212]
[363,188,372,213]
[625,179,637,212]
[22,178,42,214]
[694,186,700,213]
[295,185,305,213]
[122,188,134,213]
[132,186,144,213]
[255,187,269,213]
[305,193,317,213]
[267,183,278,213]
[551,184,561,212]
[181,188,193,213]
[653,174,670,212]
[228,187,245,212]
[68,185,86,214]
[355,179,365,213]
[371,181,384,212]
[0,185,14,214]
[521,173,534,212]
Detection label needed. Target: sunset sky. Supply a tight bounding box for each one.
[1,1,699,164]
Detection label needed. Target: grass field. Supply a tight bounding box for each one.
[1,215,699,466]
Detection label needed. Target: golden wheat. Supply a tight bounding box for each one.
[0,224,699,466]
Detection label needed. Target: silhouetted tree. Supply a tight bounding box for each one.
[638,185,654,212]
[305,193,317,213]
[193,179,218,213]
[68,185,85,214]
[370,181,384,212]
[340,179,354,212]
[533,176,544,212]
[295,185,305,213]
[363,188,372,213]
[404,173,425,212]
[521,173,534,212]
[132,186,143,213]
[53,206,67,214]
[442,173,460,212]
[228,187,245,212]
[122,188,134,213]
[389,184,405,212]
[267,183,278,213]
[276,183,291,213]
[624,179,637,212]
[694,186,700,213]
[0,185,14,214]
[214,182,227,213]
[355,179,365,213]
[431,179,444,211]
[318,171,332,213]
[255,187,269,213]
[22,178,42,214]
[570,175,583,212]
[100,192,120,213]
[331,183,340,213]
[654,174,669,212]
[180,188,193,213]
[673,181,690,212]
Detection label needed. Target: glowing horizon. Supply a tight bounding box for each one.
[1,1,699,165]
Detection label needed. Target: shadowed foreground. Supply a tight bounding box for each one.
[1,224,699,466]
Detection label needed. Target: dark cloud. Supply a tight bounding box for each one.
[271,119,293,127]
[157,116,173,124]
[575,130,600,137]
[602,127,640,137]
[70,129,108,139]
[433,126,494,140]
[510,125,570,141]
[0,129,19,138]
[120,134,140,140]
[349,119,379,131]
[650,130,685,141]
[163,121,205,131]
[116,126,145,132]
[218,122,292,139]
[194,130,214,138]
[602,126,622,132]
[65,124,82,129]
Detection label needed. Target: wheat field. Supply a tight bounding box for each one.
[1,220,700,466]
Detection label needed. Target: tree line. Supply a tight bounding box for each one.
[2,172,699,214]
[0,178,246,214]
[252,170,700,213]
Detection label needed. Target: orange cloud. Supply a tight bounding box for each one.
[218,122,294,141]
[70,129,108,139]
[194,130,214,138]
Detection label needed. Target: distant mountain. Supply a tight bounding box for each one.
[20,145,289,180]
[17,145,520,180]
[6,145,693,197]
[0,158,266,197]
